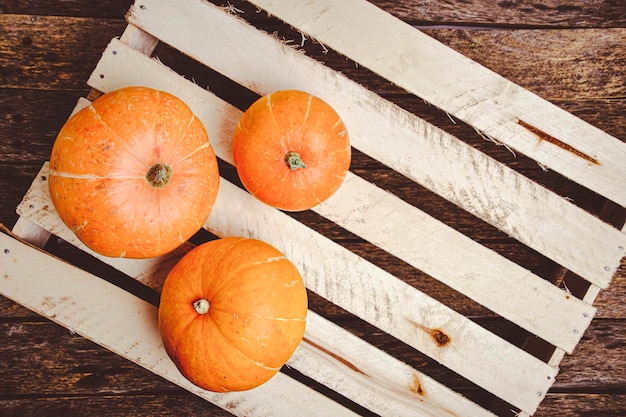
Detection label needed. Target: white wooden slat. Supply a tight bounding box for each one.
[316,174,596,352]
[13,62,555,416]
[207,174,559,415]
[15,170,496,417]
[119,22,159,55]
[16,168,558,415]
[83,40,569,412]
[0,233,357,417]
[125,0,626,292]
[250,0,626,209]
[297,312,499,417]
[87,38,596,355]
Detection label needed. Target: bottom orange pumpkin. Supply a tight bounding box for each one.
[158,237,308,392]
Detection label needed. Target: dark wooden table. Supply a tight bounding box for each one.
[1,1,624,416]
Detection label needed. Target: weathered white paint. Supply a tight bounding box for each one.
[5,0,624,415]
[15,168,497,417]
[87,39,596,355]
[124,0,626,292]
[0,232,357,417]
[250,0,626,208]
[17,157,554,414]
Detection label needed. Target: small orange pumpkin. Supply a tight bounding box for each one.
[233,90,351,211]
[158,237,308,392]
[48,86,220,258]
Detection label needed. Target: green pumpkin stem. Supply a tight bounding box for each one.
[285,151,306,170]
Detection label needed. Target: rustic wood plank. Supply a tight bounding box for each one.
[123,0,626,291]
[420,28,626,102]
[249,0,626,208]
[0,89,79,163]
[88,24,604,350]
[0,233,358,417]
[0,14,126,91]
[3,0,625,28]
[3,392,625,417]
[0,321,177,396]
[0,0,132,19]
[536,393,626,417]
[17,161,553,414]
[374,1,626,29]
[0,395,235,417]
[368,0,626,27]
[5,391,621,417]
[554,319,626,390]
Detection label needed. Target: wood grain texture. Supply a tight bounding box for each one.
[0,233,360,417]
[369,0,626,28]
[3,0,625,27]
[0,0,132,18]
[0,14,126,91]
[424,28,625,100]
[13,163,555,413]
[0,0,624,416]
[249,0,626,209]
[121,0,624,291]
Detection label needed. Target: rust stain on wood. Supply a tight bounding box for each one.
[432,329,451,346]
[517,119,600,165]
[303,337,367,376]
[409,372,425,396]
[406,319,452,347]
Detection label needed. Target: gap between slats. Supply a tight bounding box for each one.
[75,30,608,410]
[88,37,595,357]
[76,49,561,413]
[17,155,551,415]
[248,0,626,209]
[126,0,626,293]
[12,165,498,417]
[0,232,357,417]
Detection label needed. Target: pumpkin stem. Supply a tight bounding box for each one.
[193,299,210,315]
[285,151,306,170]
[146,163,172,188]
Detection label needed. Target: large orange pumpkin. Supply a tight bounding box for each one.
[48,86,220,258]
[158,237,308,392]
[232,90,351,211]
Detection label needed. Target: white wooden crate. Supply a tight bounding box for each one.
[1,1,625,416]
